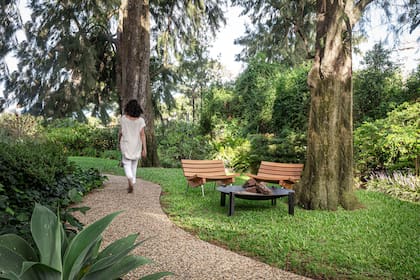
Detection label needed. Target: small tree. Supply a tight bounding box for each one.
[353,42,404,125]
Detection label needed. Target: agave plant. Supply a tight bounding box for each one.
[0,203,172,280]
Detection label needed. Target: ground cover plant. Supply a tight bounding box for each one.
[70,157,420,280]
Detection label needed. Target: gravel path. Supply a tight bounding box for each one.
[75,174,311,280]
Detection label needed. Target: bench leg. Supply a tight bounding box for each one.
[288,192,295,215]
[201,185,205,196]
[228,192,235,216]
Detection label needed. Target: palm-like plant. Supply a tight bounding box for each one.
[0,203,172,280]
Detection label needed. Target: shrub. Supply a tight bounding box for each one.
[0,204,172,280]
[354,102,420,176]
[156,121,212,167]
[211,134,250,171]
[0,113,45,143]
[240,132,306,173]
[45,118,119,157]
[0,140,105,239]
[366,172,420,203]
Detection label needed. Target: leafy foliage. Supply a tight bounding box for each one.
[45,118,119,157]
[233,54,282,134]
[231,0,316,65]
[200,85,236,135]
[4,0,120,121]
[0,204,172,280]
[0,113,45,142]
[0,139,105,241]
[354,102,420,176]
[404,64,420,102]
[272,63,311,133]
[156,121,213,167]
[353,43,407,126]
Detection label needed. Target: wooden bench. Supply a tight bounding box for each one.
[181,159,239,196]
[246,161,304,189]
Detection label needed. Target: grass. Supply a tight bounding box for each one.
[70,156,420,280]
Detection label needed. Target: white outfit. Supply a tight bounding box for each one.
[120,115,146,184]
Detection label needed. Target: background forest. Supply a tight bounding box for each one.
[0,0,419,192]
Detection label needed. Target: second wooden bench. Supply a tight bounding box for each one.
[181,159,239,196]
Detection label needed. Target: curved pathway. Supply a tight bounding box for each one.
[76,175,310,280]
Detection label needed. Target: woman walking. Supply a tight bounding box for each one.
[119,99,147,193]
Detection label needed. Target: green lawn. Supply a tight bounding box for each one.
[70,156,420,280]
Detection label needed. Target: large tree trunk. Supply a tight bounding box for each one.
[117,0,159,166]
[295,1,361,210]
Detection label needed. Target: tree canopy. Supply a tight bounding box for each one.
[0,0,226,123]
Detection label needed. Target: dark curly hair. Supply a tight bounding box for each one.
[124,99,143,118]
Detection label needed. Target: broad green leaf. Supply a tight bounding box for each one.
[0,245,26,275]
[30,203,62,272]
[140,272,175,280]
[0,234,38,262]
[20,262,61,280]
[66,236,102,280]
[62,211,122,280]
[84,236,102,264]
[88,233,140,273]
[81,255,152,280]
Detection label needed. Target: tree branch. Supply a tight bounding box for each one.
[352,0,375,25]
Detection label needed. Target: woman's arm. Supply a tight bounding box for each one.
[140,127,147,158]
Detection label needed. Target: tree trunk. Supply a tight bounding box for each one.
[117,0,159,166]
[295,1,360,210]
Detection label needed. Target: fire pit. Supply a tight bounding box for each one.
[216,185,295,216]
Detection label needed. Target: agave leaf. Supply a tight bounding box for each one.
[30,203,62,272]
[88,233,140,273]
[0,234,38,262]
[67,235,102,280]
[81,255,152,280]
[84,235,102,263]
[0,245,26,275]
[60,224,71,258]
[20,262,61,280]
[62,211,122,280]
[140,272,175,280]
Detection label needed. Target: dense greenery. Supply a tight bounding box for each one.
[354,102,420,177]
[0,115,106,243]
[353,43,408,126]
[68,159,420,280]
[0,140,105,240]
[44,118,120,159]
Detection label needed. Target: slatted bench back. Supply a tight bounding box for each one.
[257,161,304,180]
[181,159,228,178]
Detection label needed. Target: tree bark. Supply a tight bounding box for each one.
[117,0,159,166]
[295,0,359,210]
